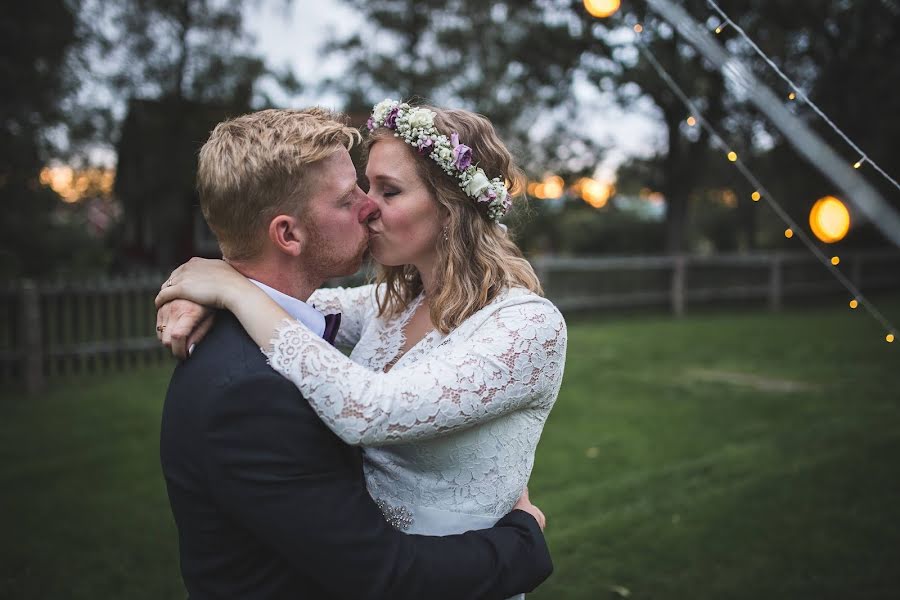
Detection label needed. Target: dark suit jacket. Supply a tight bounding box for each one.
[160,311,552,600]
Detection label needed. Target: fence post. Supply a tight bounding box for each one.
[768,254,783,312]
[671,255,686,317]
[20,280,43,394]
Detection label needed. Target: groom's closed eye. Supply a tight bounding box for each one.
[336,185,357,208]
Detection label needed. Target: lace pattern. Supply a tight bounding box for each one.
[308,284,379,349]
[265,286,567,516]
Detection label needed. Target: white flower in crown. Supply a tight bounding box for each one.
[372,99,397,125]
[464,169,491,197]
[367,99,513,223]
[406,107,435,130]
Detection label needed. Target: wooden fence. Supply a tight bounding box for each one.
[532,250,899,314]
[2,250,898,393]
[0,273,171,394]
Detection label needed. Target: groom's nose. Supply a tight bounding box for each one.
[357,197,380,223]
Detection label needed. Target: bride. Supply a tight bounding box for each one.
[157,100,567,568]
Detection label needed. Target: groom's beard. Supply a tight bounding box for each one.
[305,224,369,279]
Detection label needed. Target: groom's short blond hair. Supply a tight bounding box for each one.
[197,108,361,260]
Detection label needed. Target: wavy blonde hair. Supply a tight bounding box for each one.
[365,105,542,334]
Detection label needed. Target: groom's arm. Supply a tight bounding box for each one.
[204,372,552,600]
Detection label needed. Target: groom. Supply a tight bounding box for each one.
[159,108,552,599]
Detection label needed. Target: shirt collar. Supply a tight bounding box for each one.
[248,279,326,338]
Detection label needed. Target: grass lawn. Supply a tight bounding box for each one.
[2,298,898,599]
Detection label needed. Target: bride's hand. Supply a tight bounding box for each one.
[155,257,250,312]
[156,299,216,360]
[513,487,547,531]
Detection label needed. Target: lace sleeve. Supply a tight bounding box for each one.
[264,297,567,446]
[307,284,378,349]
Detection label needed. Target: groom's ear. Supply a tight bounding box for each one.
[268,215,305,257]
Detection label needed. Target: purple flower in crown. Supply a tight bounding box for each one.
[385,107,400,129]
[417,138,433,155]
[477,188,496,205]
[366,116,375,131]
[450,133,472,171]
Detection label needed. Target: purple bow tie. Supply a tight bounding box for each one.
[322,313,341,346]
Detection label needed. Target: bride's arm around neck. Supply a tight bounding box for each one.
[265,289,568,446]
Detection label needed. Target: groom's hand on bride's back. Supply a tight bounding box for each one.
[513,487,547,531]
[156,298,215,360]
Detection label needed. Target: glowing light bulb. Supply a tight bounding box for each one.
[583,0,621,18]
[727,151,738,162]
[853,158,864,169]
[686,116,697,126]
[788,92,796,100]
[633,23,643,33]
[849,299,858,309]
[751,191,761,202]
[887,333,895,343]
[809,196,850,243]
[784,228,794,239]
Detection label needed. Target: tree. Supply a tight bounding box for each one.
[0,0,109,278]
[75,0,299,140]
[322,0,600,174]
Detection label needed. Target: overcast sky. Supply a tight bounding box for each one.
[245,0,363,108]
[245,1,661,179]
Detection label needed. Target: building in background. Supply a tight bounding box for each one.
[115,97,250,269]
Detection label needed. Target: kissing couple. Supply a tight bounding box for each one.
[155,99,568,599]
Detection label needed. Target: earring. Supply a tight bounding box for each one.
[442,225,449,241]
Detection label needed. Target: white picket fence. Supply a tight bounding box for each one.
[2,250,898,393]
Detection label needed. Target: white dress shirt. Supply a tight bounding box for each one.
[248,279,326,338]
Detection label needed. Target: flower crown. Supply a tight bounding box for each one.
[366,99,512,223]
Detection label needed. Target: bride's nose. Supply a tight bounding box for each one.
[358,196,380,223]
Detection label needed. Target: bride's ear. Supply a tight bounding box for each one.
[268,215,305,256]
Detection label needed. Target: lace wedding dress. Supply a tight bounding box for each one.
[266,284,567,596]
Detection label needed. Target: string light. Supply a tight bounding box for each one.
[686,116,697,126]
[707,0,900,195]
[714,22,728,34]
[788,92,796,100]
[751,191,761,202]
[634,39,899,346]
[887,333,895,343]
[831,256,840,265]
[633,23,643,33]
[849,299,858,309]
[853,157,865,169]
[727,151,738,162]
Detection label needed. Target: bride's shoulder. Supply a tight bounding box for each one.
[495,285,560,310]
[309,283,380,315]
[486,286,566,328]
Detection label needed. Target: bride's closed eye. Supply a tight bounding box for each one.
[373,184,400,198]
